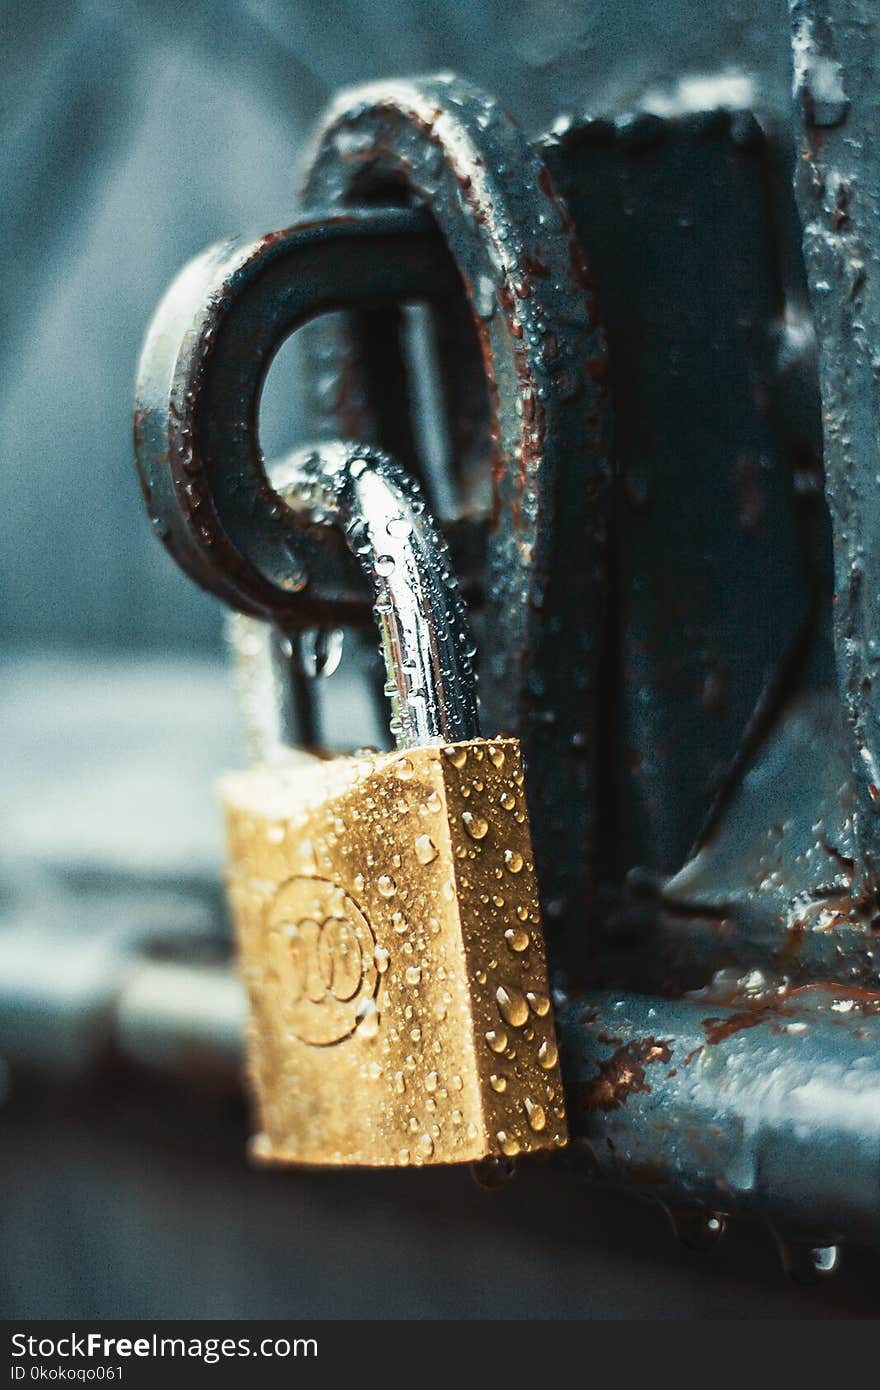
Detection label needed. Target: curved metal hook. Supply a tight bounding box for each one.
[273,441,479,749]
[134,207,461,623]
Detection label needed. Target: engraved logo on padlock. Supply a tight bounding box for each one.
[263,877,377,1047]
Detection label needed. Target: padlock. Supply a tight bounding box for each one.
[222,442,568,1167]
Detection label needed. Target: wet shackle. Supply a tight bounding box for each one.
[271,441,480,750]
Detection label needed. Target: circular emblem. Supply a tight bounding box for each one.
[263,877,378,1046]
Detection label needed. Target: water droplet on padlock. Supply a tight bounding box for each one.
[356,999,379,1038]
[443,745,468,769]
[377,874,397,898]
[488,745,505,768]
[418,1133,435,1159]
[525,1098,547,1132]
[504,849,524,873]
[297,838,317,873]
[462,812,489,841]
[415,834,439,865]
[486,1027,508,1054]
[496,984,529,1028]
[499,790,516,811]
[386,516,413,539]
[504,927,530,953]
[405,965,422,986]
[538,1039,558,1070]
[490,1073,507,1093]
[496,1130,521,1158]
[374,554,396,577]
[526,991,551,1017]
[374,945,390,974]
[394,757,415,781]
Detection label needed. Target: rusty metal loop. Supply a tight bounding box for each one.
[134,207,461,622]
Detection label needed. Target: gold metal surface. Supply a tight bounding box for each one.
[222,738,568,1167]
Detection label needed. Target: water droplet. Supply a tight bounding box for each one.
[356,998,379,1038]
[298,627,344,679]
[526,991,551,1017]
[463,812,489,841]
[525,1098,546,1132]
[504,927,530,953]
[297,838,317,873]
[496,984,529,1028]
[538,1039,558,1070]
[394,757,414,781]
[424,790,442,814]
[475,274,496,318]
[443,745,468,769]
[504,849,524,873]
[426,1070,439,1092]
[386,516,413,538]
[499,790,516,811]
[377,874,397,898]
[394,1071,406,1094]
[374,554,396,576]
[496,1130,521,1157]
[405,965,422,986]
[486,1029,508,1053]
[488,745,505,768]
[419,1133,435,1158]
[415,834,439,865]
[490,1073,507,1092]
[397,1147,410,1166]
[374,945,390,974]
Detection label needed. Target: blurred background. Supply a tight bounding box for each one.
[3,0,878,1318]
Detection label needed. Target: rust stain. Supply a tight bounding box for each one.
[580,1037,672,1112]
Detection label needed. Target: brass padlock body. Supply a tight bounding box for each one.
[224,737,567,1167]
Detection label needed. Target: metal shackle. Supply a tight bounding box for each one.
[272,441,480,751]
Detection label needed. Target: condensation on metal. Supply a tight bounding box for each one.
[788,0,880,908]
[560,985,880,1245]
[271,441,479,749]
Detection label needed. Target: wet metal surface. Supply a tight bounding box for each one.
[129,35,880,1253]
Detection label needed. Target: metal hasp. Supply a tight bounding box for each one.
[789,0,880,903]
